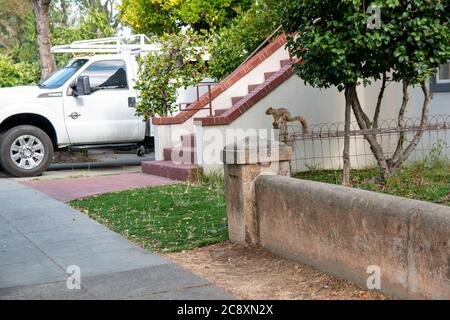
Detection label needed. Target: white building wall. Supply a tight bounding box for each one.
[153,46,290,159]
[210,46,290,110]
[198,75,450,173]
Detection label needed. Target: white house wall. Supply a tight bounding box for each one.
[198,75,449,173]
[153,46,290,159]
[210,46,290,110]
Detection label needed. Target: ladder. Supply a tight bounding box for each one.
[51,34,160,55]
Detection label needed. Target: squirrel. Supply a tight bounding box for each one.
[265,107,309,133]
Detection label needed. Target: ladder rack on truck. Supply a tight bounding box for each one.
[51,34,160,55]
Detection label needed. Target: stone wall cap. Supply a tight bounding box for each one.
[221,137,292,164]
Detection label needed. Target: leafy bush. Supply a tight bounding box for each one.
[207,1,279,80]
[0,54,40,87]
[134,30,208,118]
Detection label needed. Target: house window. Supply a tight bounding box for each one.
[430,62,450,92]
[437,63,450,83]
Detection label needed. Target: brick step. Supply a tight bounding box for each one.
[214,108,229,116]
[231,96,245,105]
[180,134,195,149]
[280,59,292,67]
[142,161,200,182]
[163,147,196,164]
[248,84,260,93]
[264,72,277,81]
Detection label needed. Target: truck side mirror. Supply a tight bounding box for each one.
[75,76,91,96]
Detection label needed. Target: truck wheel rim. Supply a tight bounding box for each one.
[10,135,45,170]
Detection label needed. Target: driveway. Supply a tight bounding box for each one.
[0,179,233,300]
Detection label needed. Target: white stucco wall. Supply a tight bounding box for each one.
[197,75,449,173]
[210,46,290,110]
[153,46,290,159]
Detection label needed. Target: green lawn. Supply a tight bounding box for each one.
[294,159,449,205]
[70,183,228,253]
[69,159,448,254]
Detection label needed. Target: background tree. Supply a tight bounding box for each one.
[0,0,31,52]
[119,0,252,35]
[208,0,279,80]
[31,0,57,80]
[134,31,208,118]
[75,0,118,28]
[280,0,450,184]
[51,8,116,66]
[0,54,39,87]
[50,0,72,26]
[0,0,120,87]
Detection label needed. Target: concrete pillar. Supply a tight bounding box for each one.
[221,137,292,245]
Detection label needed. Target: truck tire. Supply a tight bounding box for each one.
[0,125,54,177]
[0,133,3,172]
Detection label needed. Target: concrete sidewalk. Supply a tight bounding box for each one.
[0,179,233,300]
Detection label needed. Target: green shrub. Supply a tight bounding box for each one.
[134,30,208,118]
[207,0,279,80]
[0,54,40,87]
[198,168,224,189]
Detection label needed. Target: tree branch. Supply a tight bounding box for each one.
[350,87,390,180]
[391,82,432,169]
[353,87,372,128]
[389,79,409,167]
[373,72,387,129]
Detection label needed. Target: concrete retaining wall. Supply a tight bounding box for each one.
[254,175,450,299]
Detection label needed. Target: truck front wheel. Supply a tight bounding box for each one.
[0,125,54,177]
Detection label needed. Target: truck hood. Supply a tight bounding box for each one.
[0,86,62,103]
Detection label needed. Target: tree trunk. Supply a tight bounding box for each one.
[342,87,352,186]
[388,80,409,170]
[349,86,391,181]
[389,82,432,171]
[31,0,56,80]
[373,72,387,129]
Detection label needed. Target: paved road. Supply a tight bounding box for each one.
[0,179,233,300]
[0,150,155,179]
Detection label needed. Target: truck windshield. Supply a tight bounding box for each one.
[39,59,88,89]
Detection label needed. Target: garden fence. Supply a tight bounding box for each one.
[283,114,450,173]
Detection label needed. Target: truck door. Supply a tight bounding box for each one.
[62,59,140,144]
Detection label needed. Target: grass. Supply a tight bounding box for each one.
[294,159,449,205]
[70,183,228,253]
[69,157,447,255]
[197,167,224,189]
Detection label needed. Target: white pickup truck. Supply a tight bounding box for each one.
[0,35,202,177]
[0,52,150,177]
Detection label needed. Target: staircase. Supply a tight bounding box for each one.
[143,33,292,181]
[208,60,291,118]
[142,134,201,182]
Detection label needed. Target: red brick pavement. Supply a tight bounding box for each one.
[21,173,177,201]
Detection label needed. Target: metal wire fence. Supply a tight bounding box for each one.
[283,114,450,173]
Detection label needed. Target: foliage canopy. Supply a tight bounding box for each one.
[280,0,450,91]
[134,31,208,118]
[119,0,252,35]
[280,0,450,183]
[208,0,279,80]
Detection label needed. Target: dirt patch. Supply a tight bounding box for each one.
[53,151,97,163]
[164,241,389,300]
